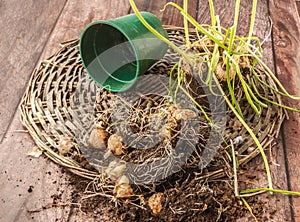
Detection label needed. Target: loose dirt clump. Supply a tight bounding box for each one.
[68,171,266,221]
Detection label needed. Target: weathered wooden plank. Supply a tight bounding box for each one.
[41,0,131,59]
[238,139,293,222]
[1,0,295,221]
[269,0,300,221]
[0,0,67,142]
[0,1,130,221]
[129,0,198,28]
[129,0,167,15]
[0,111,119,222]
[0,110,70,222]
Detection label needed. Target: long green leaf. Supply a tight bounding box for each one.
[228,0,240,53]
[129,0,188,60]
[208,0,216,26]
[213,74,273,192]
[183,0,191,47]
[163,2,227,50]
[248,50,300,100]
[241,197,259,222]
[251,79,300,113]
[241,188,300,196]
[247,0,257,44]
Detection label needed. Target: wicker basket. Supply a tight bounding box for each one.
[19,27,284,184]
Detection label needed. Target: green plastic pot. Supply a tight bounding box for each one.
[79,12,168,92]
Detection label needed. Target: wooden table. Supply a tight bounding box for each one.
[1,0,299,221]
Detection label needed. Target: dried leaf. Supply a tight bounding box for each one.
[26,146,43,158]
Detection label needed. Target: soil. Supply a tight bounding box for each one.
[67,168,269,222]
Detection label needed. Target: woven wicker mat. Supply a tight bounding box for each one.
[19,27,284,182]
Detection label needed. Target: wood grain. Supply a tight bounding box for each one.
[0,0,298,221]
[0,111,119,222]
[0,0,66,142]
[40,0,131,59]
[0,1,130,221]
[269,0,300,221]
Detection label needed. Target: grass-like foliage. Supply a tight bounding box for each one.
[129,0,300,217]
